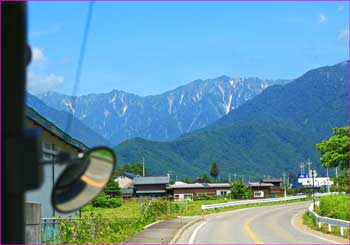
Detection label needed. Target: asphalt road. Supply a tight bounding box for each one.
[176,202,344,244]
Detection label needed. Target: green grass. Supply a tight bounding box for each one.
[315,194,349,221]
[82,197,308,218]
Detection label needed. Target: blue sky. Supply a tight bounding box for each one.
[27,1,349,96]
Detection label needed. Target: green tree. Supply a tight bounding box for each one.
[115,163,147,176]
[316,126,349,193]
[182,177,193,183]
[210,162,219,181]
[196,174,212,183]
[104,179,121,197]
[230,181,252,199]
[316,126,349,170]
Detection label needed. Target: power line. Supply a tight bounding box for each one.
[66,1,94,133]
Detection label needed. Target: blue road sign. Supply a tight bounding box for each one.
[297,174,308,178]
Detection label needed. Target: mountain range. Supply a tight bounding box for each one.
[26,93,112,147]
[114,61,349,179]
[37,77,288,144]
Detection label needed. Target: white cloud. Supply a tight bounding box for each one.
[319,14,326,24]
[31,47,45,62]
[338,29,349,42]
[27,72,64,94]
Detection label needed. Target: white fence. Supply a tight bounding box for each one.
[307,201,349,236]
[201,195,307,210]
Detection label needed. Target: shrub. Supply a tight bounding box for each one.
[92,193,122,208]
[318,194,349,221]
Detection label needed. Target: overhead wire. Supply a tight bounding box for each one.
[65,1,94,133]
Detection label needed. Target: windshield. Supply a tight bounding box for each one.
[24,1,349,244]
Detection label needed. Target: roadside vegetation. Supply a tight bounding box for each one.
[303,211,349,239]
[54,195,307,244]
[303,194,349,239]
[315,195,349,221]
[303,126,349,240]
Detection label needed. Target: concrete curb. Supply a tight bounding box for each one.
[143,220,163,229]
[169,217,201,244]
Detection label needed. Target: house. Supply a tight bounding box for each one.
[133,176,170,197]
[248,182,274,199]
[261,178,284,197]
[115,172,139,198]
[115,172,139,189]
[248,178,284,198]
[168,182,231,200]
[261,178,282,187]
[25,106,88,218]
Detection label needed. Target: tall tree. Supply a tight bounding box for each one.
[210,162,219,181]
[316,126,349,193]
[316,126,349,170]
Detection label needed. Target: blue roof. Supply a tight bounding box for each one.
[124,172,139,179]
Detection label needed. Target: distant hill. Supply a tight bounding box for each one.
[37,77,288,144]
[114,61,348,179]
[26,93,112,147]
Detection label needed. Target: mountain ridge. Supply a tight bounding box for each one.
[37,76,289,144]
[114,60,348,179]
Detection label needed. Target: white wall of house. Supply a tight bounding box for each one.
[25,120,82,218]
[216,189,231,196]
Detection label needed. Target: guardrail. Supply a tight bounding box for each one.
[201,195,307,210]
[307,201,349,236]
[311,192,345,197]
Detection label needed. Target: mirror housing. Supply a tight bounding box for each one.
[51,146,116,213]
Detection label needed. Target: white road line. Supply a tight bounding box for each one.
[290,212,339,244]
[188,221,207,245]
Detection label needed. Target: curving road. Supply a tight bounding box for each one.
[176,202,345,244]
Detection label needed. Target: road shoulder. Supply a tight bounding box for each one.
[292,210,349,244]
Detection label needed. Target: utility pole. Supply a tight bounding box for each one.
[234,173,237,182]
[228,174,231,183]
[282,172,287,198]
[142,157,145,177]
[312,168,316,208]
[300,162,305,174]
[326,168,330,193]
[306,159,312,175]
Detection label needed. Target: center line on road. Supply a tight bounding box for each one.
[188,221,207,244]
[244,218,263,244]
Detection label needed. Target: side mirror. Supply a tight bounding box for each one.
[51,146,116,213]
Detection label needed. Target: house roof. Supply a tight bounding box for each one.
[261,178,282,183]
[25,105,88,151]
[248,182,274,187]
[169,183,231,189]
[124,172,139,179]
[134,176,170,185]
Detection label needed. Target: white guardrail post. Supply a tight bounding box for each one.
[307,200,350,236]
